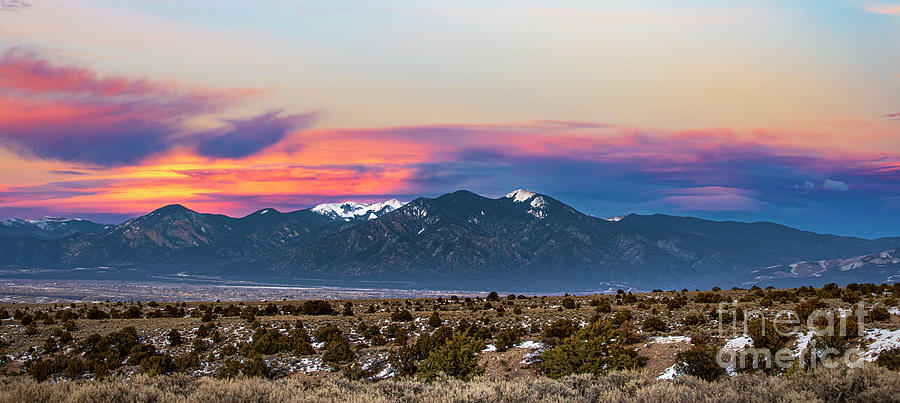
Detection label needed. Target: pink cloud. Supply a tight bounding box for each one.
[864,3,900,16]
[0,47,309,166]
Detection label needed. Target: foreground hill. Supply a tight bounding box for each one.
[0,189,898,290]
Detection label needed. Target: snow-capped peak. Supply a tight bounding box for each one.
[312,199,406,221]
[505,189,536,202]
[1,216,83,227]
[603,215,626,222]
[26,216,82,224]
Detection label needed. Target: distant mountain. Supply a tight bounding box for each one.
[0,204,345,270]
[264,189,900,290]
[269,189,614,284]
[0,190,898,291]
[751,248,900,287]
[0,216,108,239]
[311,199,405,221]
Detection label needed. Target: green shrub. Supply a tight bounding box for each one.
[242,328,312,356]
[192,338,208,353]
[876,348,900,371]
[240,306,257,323]
[123,306,143,319]
[85,306,108,320]
[814,314,861,353]
[390,344,421,377]
[841,290,860,304]
[594,298,612,313]
[301,300,334,315]
[676,345,725,381]
[494,329,520,352]
[242,357,270,378]
[683,311,706,325]
[795,298,826,322]
[870,306,890,322]
[747,317,790,353]
[542,319,576,341]
[418,332,485,381]
[323,337,354,363]
[139,355,173,376]
[27,358,61,382]
[541,318,644,378]
[167,329,182,346]
[343,362,374,380]
[173,352,200,371]
[342,302,354,316]
[391,310,414,322]
[613,309,633,325]
[428,311,443,327]
[313,325,343,344]
[216,358,242,379]
[642,316,667,332]
[54,309,79,321]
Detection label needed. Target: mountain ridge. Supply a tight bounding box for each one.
[1,189,898,291]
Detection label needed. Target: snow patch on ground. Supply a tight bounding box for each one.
[515,340,545,349]
[657,364,680,380]
[861,328,900,361]
[373,364,394,379]
[522,350,544,365]
[482,344,497,352]
[721,335,754,376]
[793,331,815,358]
[650,335,692,344]
[723,335,754,351]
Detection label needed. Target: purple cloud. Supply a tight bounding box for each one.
[0,0,30,12]
[195,112,317,159]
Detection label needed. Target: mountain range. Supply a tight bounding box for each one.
[1,189,898,291]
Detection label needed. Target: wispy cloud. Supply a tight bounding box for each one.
[0,0,30,12]
[863,2,900,15]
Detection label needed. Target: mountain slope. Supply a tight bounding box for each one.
[751,248,900,286]
[266,190,900,289]
[28,204,344,269]
[1,190,898,290]
[0,217,108,240]
[311,199,405,221]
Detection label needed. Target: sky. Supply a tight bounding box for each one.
[0,0,898,238]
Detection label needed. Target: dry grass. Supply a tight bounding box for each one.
[1,366,899,403]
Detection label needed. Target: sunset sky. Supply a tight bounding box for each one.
[0,0,898,237]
